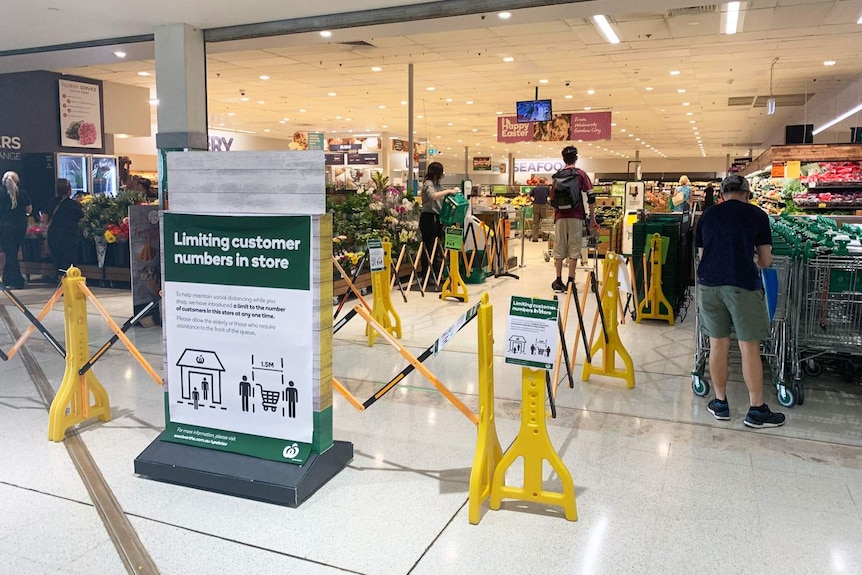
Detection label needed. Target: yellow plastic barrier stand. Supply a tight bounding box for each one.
[366,237,402,346]
[582,254,636,389]
[490,367,577,522]
[468,293,502,524]
[440,248,469,303]
[48,268,111,441]
[636,233,674,325]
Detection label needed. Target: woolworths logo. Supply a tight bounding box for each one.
[283,443,300,459]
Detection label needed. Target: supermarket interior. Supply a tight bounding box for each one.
[2,1,862,574]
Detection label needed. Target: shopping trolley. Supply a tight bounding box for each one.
[256,383,281,412]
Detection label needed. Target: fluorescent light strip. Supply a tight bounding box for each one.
[812,102,862,135]
[592,15,620,44]
[725,1,740,35]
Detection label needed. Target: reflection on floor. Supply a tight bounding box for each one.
[1,241,861,575]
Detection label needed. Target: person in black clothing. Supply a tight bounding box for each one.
[695,174,784,428]
[47,178,84,277]
[702,183,715,210]
[0,171,33,289]
[419,162,457,275]
[529,177,551,242]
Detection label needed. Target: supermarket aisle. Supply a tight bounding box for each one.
[1,242,861,575]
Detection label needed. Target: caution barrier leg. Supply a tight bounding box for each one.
[490,368,577,521]
[636,233,674,325]
[440,248,468,302]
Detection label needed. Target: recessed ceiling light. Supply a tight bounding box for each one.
[466,100,474,105]
[584,107,591,110]
[378,105,386,109]
[448,122,454,126]
[824,60,836,66]
[148,99,159,106]
[320,31,332,38]
[498,11,512,19]
[240,97,249,102]
[114,51,126,58]
[677,88,686,93]
[683,102,691,106]
[629,133,634,137]
[472,128,478,132]
[227,112,235,116]
[264,129,270,133]
[345,117,351,121]
[259,75,270,80]
[257,100,264,104]
[503,56,515,63]
[371,66,383,72]
[335,116,341,120]
[587,89,595,95]
[645,87,653,91]
[686,112,694,116]
[137,71,150,77]
[417,114,424,119]
[218,123,224,127]
[611,123,617,126]
[620,129,626,132]
[539,79,549,84]
[279,120,286,124]
[401,101,407,105]
[670,70,680,75]
[427,86,435,91]
[690,120,696,124]
[565,94,573,99]
[327,92,337,97]
[115,133,129,139]
[299,109,307,112]
[635,138,640,141]
[496,111,503,115]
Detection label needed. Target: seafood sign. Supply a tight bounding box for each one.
[58,79,103,149]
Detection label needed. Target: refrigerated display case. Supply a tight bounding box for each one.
[56,153,118,197]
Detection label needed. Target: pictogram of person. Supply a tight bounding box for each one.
[192,387,200,410]
[201,378,210,401]
[239,375,252,412]
[284,380,298,418]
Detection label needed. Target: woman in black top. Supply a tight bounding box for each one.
[0,171,32,288]
[47,178,84,277]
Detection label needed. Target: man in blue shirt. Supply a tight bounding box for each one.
[695,174,785,428]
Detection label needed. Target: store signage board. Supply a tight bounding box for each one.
[161,213,314,464]
[498,111,611,143]
[325,153,345,166]
[771,162,786,178]
[514,158,567,173]
[444,227,463,250]
[307,132,325,150]
[367,237,384,271]
[329,143,363,151]
[58,79,103,149]
[472,156,492,171]
[347,153,379,165]
[786,161,801,179]
[504,296,559,370]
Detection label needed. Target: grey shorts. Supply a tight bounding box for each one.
[698,285,771,341]
[553,218,583,260]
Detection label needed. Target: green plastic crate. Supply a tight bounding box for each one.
[440,193,469,226]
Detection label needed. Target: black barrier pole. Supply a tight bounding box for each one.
[545,370,557,419]
[333,307,358,335]
[554,295,576,390]
[592,274,610,344]
[390,259,408,303]
[362,303,480,409]
[0,282,66,358]
[333,255,367,320]
[0,348,7,361]
[78,300,158,376]
[569,280,592,364]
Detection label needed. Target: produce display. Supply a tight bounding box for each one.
[752,161,862,215]
[801,162,862,187]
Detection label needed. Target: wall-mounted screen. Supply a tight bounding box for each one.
[516,99,553,123]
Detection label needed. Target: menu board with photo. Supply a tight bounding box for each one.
[58,79,103,149]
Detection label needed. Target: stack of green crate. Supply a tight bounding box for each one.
[631,219,683,314]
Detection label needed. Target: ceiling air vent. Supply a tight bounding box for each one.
[753,93,814,107]
[667,5,718,17]
[728,96,755,107]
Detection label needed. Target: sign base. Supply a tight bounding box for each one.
[134,433,353,507]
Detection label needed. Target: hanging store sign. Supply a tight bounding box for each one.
[497,111,612,144]
[58,79,103,149]
[472,156,492,171]
[513,158,566,173]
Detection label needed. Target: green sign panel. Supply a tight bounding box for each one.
[444,227,463,251]
[504,296,559,370]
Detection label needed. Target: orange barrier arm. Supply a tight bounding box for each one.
[3,285,64,360]
[333,259,373,311]
[333,377,365,412]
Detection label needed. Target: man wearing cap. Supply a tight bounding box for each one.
[695,174,785,428]
[548,146,597,292]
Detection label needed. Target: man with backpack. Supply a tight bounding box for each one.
[548,146,597,292]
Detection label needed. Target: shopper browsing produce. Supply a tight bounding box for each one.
[695,174,785,428]
[419,162,457,275]
[529,177,550,242]
[672,175,692,212]
[548,146,597,293]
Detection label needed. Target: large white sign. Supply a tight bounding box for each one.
[58,79,102,149]
[514,158,566,173]
[504,296,559,371]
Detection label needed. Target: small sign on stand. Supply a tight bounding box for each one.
[367,238,384,272]
[504,296,559,371]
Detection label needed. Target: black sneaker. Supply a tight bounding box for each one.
[551,279,566,292]
[744,404,786,428]
[707,398,730,421]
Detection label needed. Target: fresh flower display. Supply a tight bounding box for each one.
[81,190,146,240]
[104,219,130,243]
[327,183,421,269]
[26,224,47,239]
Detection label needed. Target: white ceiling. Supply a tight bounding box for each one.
[5,0,862,163]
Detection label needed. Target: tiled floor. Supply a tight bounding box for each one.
[2,240,862,575]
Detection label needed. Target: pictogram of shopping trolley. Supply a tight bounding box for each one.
[256,383,281,412]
